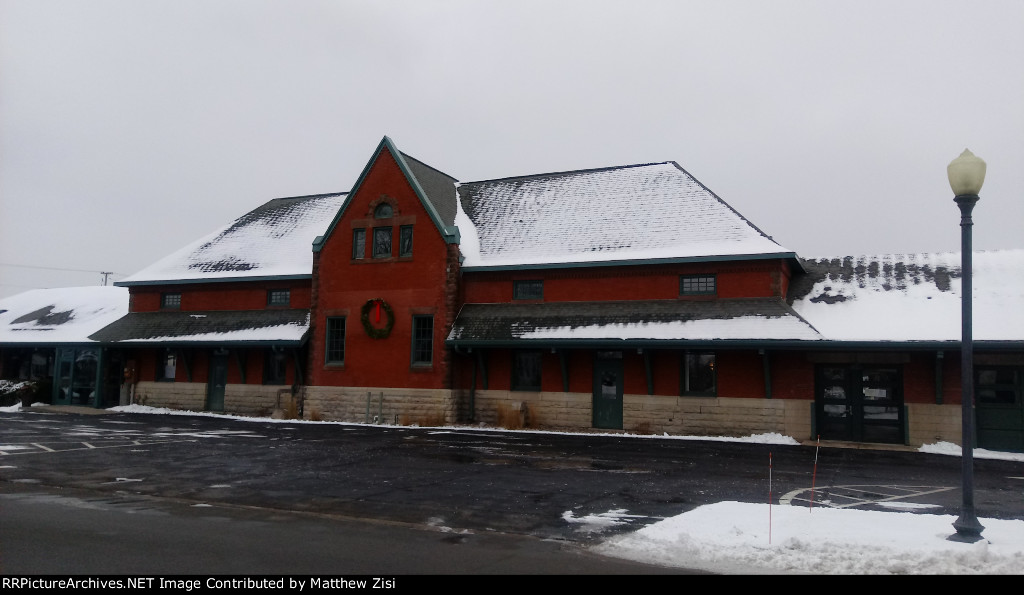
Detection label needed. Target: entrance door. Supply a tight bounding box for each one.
[54,349,75,405]
[207,350,228,412]
[975,366,1024,452]
[593,352,623,429]
[816,366,904,444]
[52,348,99,406]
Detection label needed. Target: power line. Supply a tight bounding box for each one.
[0,262,124,276]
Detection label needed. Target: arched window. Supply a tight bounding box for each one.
[374,203,393,219]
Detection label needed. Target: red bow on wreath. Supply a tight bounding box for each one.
[361,298,394,339]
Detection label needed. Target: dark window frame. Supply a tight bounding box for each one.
[325,317,346,365]
[511,350,543,391]
[373,227,393,259]
[680,274,717,296]
[352,228,366,260]
[681,351,716,396]
[263,348,287,385]
[160,293,182,310]
[411,315,433,366]
[399,225,414,257]
[513,280,544,301]
[158,348,177,382]
[267,289,290,307]
[976,366,1021,405]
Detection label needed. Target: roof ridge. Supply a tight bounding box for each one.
[459,161,675,186]
[263,191,348,203]
[399,151,459,182]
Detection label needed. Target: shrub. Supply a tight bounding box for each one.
[0,380,39,407]
[495,402,526,430]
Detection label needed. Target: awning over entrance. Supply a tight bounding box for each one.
[446,298,823,348]
[88,309,311,346]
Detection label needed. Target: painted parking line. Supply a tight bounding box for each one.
[779,484,955,510]
[0,438,199,455]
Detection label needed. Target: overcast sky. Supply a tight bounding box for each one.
[2,0,1022,300]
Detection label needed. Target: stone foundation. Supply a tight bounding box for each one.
[906,402,962,446]
[469,390,800,437]
[132,381,206,412]
[302,386,457,426]
[130,382,963,447]
[132,382,296,418]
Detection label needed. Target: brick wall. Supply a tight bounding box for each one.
[462,260,791,304]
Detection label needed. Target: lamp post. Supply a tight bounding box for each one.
[947,148,986,542]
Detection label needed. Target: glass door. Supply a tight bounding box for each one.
[816,365,904,444]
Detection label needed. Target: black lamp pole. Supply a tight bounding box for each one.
[947,149,986,543]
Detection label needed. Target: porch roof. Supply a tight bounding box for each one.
[446,299,823,348]
[88,309,310,346]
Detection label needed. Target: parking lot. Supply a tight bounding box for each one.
[3,406,1024,545]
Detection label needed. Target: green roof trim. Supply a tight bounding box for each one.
[313,136,459,253]
[445,338,1024,350]
[115,274,312,287]
[460,252,803,273]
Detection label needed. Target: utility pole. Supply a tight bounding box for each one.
[101,272,112,286]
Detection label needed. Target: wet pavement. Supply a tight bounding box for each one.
[2,406,1023,545]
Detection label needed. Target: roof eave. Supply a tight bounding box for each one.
[445,338,1024,350]
[460,252,801,273]
[116,274,312,287]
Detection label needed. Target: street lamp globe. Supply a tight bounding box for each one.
[947,148,986,196]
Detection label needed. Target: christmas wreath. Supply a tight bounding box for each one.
[360,298,394,339]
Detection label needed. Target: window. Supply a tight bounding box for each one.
[976,367,1020,405]
[352,229,365,259]
[267,290,290,307]
[374,203,393,218]
[158,348,177,382]
[325,317,346,364]
[373,227,392,258]
[680,275,716,296]
[512,350,542,391]
[683,352,716,395]
[263,348,287,385]
[411,316,433,365]
[399,225,414,257]
[161,293,181,309]
[513,280,544,300]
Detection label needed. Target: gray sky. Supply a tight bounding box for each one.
[2,0,1022,300]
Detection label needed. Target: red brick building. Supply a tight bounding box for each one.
[3,136,1023,451]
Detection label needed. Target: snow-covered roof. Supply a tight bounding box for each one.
[448,299,822,345]
[789,249,1024,343]
[0,286,129,344]
[455,162,794,270]
[89,309,310,345]
[118,193,346,285]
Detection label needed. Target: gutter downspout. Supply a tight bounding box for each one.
[760,349,772,399]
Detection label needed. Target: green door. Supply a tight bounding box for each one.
[816,366,904,444]
[593,352,623,429]
[53,349,75,405]
[975,367,1024,452]
[52,348,99,406]
[207,351,228,412]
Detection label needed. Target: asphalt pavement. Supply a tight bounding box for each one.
[3,406,1023,546]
